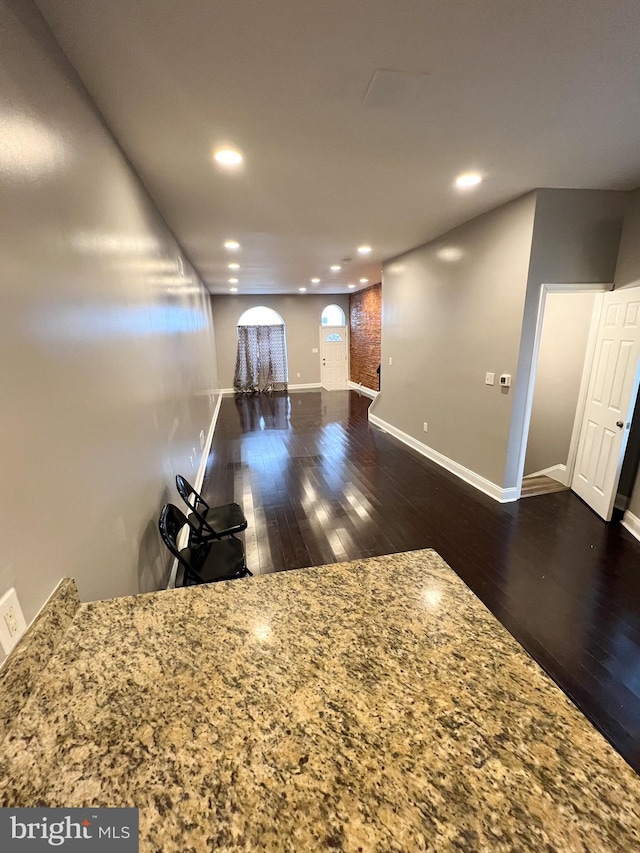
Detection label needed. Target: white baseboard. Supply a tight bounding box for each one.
[622,510,640,543]
[368,412,518,503]
[348,380,379,399]
[167,392,223,590]
[524,463,568,485]
[195,394,222,495]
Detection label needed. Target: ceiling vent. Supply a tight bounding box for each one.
[362,69,430,111]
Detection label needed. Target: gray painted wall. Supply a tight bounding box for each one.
[211,294,349,389]
[0,0,218,659]
[372,188,626,491]
[503,189,626,487]
[614,190,640,518]
[528,189,625,285]
[372,193,537,486]
[613,189,640,290]
[524,292,596,476]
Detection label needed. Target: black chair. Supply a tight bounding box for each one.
[175,475,247,540]
[159,504,251,586]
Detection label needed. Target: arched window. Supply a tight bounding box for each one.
[238,306,284,326]
[321,304,345,326]
[325,332,343,342]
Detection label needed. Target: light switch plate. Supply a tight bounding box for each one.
[0,588,27,656]
[485,372,495,385]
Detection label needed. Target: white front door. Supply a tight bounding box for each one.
[320,326,348,390]
[571,288,640,520]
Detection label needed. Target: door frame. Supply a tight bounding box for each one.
[319,324,349,390]
[514,282,610,499]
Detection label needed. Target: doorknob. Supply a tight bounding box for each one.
[616,421,624,428]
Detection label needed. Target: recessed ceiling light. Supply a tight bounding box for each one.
[228,262,240,270]
[224,240,240,250]
[330,265,341,272]
[348,284,356,289]
[229,277,238,284]
[298,287,307,292]
[357,245,372,255]
[214,148,243,167]
[229,287,238,293]
[311,277,320,284]
[359,278,369,284]
[455,172,482,189]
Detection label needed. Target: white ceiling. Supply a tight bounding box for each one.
[36,0,640,295]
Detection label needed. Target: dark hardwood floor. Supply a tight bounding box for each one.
[202,389,640,773]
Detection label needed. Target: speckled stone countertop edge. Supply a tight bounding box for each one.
[81,547,464,610]
[0,578,80,743]
[3,551,640,853]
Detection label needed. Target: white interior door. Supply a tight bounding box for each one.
[571,288,640,520]
[320,326,347,390]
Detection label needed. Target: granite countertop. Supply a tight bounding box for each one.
[0,578,79,742]
[1,549,640,851]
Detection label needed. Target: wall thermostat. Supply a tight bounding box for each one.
[500,374,512,387]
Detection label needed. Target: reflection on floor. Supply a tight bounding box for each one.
[202,389,640,772]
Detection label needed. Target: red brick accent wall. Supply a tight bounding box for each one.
[349,283,381,390]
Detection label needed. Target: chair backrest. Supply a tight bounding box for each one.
[175,475,219,536]
[176,475,209,515]
[159,504,207,586]
[159,504,190,565]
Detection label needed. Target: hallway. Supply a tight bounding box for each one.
[3,2,640,842]
[203,389,640,772]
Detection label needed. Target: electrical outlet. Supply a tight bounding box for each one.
[388,356,393,366]
[5,609,18,636]
[296,372,301,378]
[199,429,205,449]
[0,588,27,656]
[423,422,428,433]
